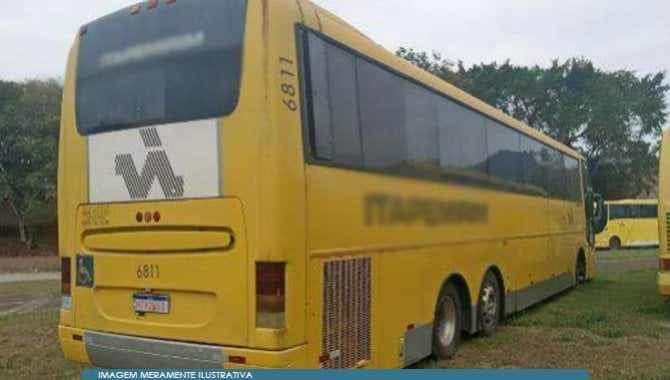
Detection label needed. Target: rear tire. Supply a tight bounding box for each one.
[478,271,501,337]
[575,254,587,284]
[609,236,622,250]
[432,283,462,359]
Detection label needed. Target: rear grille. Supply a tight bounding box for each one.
[321,257,372,369]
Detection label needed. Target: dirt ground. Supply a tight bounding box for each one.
[0,256,59,274]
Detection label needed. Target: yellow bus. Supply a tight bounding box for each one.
[59,0,599,369]
[595,199,659,250]
[658,130,670,296]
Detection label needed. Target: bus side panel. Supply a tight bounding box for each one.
[304,165,576,368]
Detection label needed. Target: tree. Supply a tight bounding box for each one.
[397,48,669,199]
[0,79,62,247]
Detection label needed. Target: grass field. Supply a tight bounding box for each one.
[0,251,668,379]
[0,280,82,379]
[422,267,670,379]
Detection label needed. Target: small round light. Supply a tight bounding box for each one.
[153,211,161,222]
[144,212,152,223]
[135,212,143,223]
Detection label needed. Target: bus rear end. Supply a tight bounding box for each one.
[659,130,670,296]
[58,0,308,368]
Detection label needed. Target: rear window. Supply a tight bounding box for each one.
[76,0,248,135]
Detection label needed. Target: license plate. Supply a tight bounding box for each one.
[132,293,170,314]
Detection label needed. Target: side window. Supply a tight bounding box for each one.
[520,136,547,195]
[564,156,581,201]
[437,99,488,175]
[545,148,566,198]
[305,33,332,160]
[627,206,641,219]
[641,205,658,218]
[611,205,641,219]
[326,44,363,166]
[403,82,439,174]
[357,59,406,171]
[302,30,584,204]
[305,33,362,166]
[486,121,522,183]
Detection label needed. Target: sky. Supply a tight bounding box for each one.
[0,0,668,88]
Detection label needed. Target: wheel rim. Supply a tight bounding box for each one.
[438,296,457,347]
[480,282,498,327]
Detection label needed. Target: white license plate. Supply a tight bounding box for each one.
[132,293,170,314]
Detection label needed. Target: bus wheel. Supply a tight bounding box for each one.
[609,236,622,250]
[478,271,501,337]
[432,283,462,359]
[575,254,587,283]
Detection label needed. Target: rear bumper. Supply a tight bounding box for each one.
[59,326,309,369]
[658,272,670,296]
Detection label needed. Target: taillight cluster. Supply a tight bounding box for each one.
[131,0,177,15]
[61,258,72,310]
[256,262,286,329]
[136,211,161,223]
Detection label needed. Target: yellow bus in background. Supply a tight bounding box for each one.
[658,130,670,296]
[59,0,599,368]
[595,200,659,250]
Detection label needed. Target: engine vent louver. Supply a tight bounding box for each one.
[321,257,372,369]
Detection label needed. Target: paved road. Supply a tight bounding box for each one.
[0,272,59,284]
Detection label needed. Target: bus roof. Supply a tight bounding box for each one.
[308,1,585,161]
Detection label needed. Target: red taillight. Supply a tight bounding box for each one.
[229,356,246,364]
[256,262,286,328]
[61,258,71,296]
[148,0,159,10]
[661,259,670,272]
[166,0,177,4]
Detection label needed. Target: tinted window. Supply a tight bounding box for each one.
[306,35,363,165]
[486,121,522,183]
[641,205,658,218]
[610,205,641,219]
[437,100,488,174]
[358,59,406,170]
[545,148,566,197]
[564,156,581,201]
[301,29,584,203]
[305,34,332,160]
[327,46,363,166]
[520,136,547,194]
[77,0,248,134]
[403,83,439,174]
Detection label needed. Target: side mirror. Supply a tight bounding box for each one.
[592,193,607,234]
